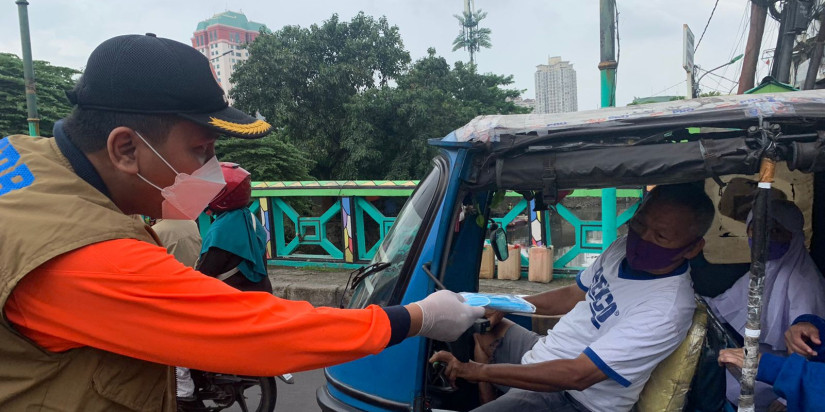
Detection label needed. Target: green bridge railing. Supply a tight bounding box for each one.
[197,180,642,273]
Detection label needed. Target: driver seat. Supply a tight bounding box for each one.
[633,299,709,412]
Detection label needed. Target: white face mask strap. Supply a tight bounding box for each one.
[134,130,180,174]
[136,173,164,191]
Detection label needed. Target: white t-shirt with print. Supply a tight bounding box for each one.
[521,236,696,412]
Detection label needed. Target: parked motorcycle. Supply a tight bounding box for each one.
[177,370,293,412]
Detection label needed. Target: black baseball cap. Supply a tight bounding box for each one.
[66,33,271,139]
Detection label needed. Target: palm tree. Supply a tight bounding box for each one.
[452,9,492,66]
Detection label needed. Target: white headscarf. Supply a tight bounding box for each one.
[707,200,825,351]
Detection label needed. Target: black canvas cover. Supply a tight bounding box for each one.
[465,137,761,191]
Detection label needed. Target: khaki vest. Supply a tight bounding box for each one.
[0,135,176,411]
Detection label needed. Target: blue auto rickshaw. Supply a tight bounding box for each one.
[317,90,825,412]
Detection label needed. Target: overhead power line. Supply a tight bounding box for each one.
[695,0,721,52]
[700,69,740,85]
[714,2,750,92]
[652,80,688,97]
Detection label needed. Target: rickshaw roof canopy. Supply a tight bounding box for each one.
[437,89,825,146]
[448,90,825,191]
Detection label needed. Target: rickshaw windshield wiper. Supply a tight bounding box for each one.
[348,261,392,290]
[340,261,393,308]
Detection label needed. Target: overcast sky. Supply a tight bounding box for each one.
[1,0,781,109]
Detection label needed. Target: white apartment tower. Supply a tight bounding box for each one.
[191,11,267,101]
[534,56,578,114]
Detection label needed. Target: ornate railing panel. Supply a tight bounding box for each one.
[249,181,417,269]
[197,181,641,272]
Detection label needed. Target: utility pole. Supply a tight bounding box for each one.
[599,0,617,250]
[772,0,814,84]
[16,0,40,136]
[599,0,617,108]
[738,1,768,93]
[772,0,796,83]
[802,11,825,89]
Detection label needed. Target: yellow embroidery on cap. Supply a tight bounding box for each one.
[208,117,272,135]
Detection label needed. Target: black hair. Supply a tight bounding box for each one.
[62,107,180,153]
[645,182,716,237]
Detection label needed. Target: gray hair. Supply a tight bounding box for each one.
[643,183,715,237]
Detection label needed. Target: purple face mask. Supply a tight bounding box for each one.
[625,228,696,272]
[748,238,791,261]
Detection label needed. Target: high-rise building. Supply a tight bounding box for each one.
[191,11,268,100]
[534,56,578,114]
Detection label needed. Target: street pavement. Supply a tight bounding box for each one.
[225,368,325,412]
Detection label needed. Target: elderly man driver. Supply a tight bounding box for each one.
[432,183,715,412]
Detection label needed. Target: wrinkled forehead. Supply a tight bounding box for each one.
[635,198,697,238]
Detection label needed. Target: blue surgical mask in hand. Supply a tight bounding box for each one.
[459,292,536,313]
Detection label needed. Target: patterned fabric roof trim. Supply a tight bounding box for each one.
[442,89,825,143]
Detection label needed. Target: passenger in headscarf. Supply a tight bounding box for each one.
[706,199,825,412]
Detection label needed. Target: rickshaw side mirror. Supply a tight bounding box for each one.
[489,223,509,261]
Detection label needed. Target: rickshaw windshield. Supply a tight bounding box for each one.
[347,163,444,308]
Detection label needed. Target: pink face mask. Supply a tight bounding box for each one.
[135,131,226,220]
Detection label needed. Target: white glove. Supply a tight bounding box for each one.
[412,290,485,342]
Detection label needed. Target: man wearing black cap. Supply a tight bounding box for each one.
[0,34,483,411]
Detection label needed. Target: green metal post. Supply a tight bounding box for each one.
[599,0,618,249]
[599,68,617,108]
[599,0,617,108]
[601,188,617,248]
[16,0,40,136]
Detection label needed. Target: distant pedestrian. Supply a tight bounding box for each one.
[153,219,202,268]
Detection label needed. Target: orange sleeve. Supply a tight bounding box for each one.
[4,239,392,376]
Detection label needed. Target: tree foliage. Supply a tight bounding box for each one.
[341,49,528,179]
[452,9,492,65]
[230,13,410,179]
[0,53,78,137]
[230,13,525,181]
[215,132,313,181]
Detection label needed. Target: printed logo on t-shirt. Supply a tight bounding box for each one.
[588,266,618,329]
[0,137,35,197]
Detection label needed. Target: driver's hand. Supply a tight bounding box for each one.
[785,322,820,358]
[411,290,485,342]
[485,308,505,328]
[429,350,483,387]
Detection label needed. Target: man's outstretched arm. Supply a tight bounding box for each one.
[5,239,482,376]
[429,351,607,392]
